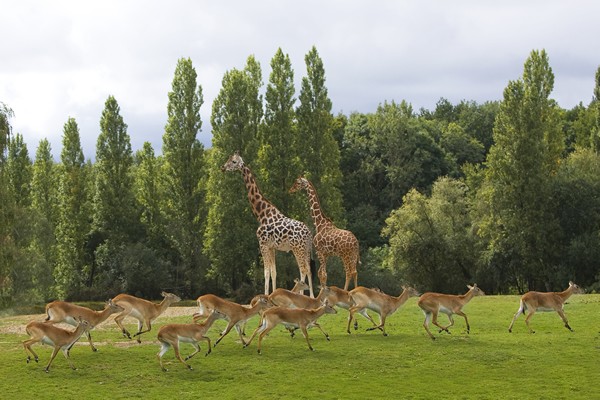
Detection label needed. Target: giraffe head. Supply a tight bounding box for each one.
[221,151,244,172]
[289,175,310,193]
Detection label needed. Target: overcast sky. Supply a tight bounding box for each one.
[1,0,599,160]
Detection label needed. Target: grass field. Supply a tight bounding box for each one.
[1,294,598,400]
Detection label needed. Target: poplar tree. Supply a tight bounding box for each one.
[162,58,206,296]
[477,49,563,291]
[30,139,57,300]
[0,104,16,305]
[5,134,35,299]
[7,133,32,207]
[592,67,600,151]
[296,46,344,223]
[92,96,137,293]
[54,118,90,298]
[205,56,263,295]
[257,48,300,213]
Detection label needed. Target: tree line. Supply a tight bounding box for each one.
[1,47,599,307]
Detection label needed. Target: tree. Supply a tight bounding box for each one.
[30,139,57,301]
[0,102,13,162]
[5,133,36,301]
[296,46,344,224]
[91,96,138,294]
[134,142,163,242]
[257,48,300,214]
[591,67,600,152]
[162,58,207,296]
[440,122,485,175]
[54,118,91,299]
[552,148,600,287]
[383,177,479,293]
[205,56,264,296]
[476,49,564,292]
[7,133,32,207]
[0,104,16,306]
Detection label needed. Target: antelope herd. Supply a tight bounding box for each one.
[21,281,586,372]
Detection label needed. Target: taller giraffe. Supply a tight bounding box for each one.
[290,176,359,290]
[222,152,315,297]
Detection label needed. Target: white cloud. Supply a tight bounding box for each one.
[1,0,599,160]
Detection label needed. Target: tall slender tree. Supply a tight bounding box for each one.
[0,104,15,305]
[205,56,264,295]
[162,57,206,296]
[7,133,32,207]
[476,49,563,291]
[92,96,137,294]
[54,118,90,299]
[30,139,57,300]
[257,48,300,213]
[296,46,344,223]
[592,66,600,152]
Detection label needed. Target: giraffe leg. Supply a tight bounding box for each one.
[293,247,315,297]
[317,253,328,287]
[260,245,276,294]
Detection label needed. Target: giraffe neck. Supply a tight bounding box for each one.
[305,181,331,232]
[241,164,281,223]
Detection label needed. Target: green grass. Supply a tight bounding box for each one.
[1,295,599,399]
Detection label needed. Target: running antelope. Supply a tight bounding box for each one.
[23,317,92,372]
[112,291,181,342]
[157,310,223,372]
[44,299,124,351]
[245,302,337,354]
[508,281,584,333]
[347,286,419,336]
[418,284,485,340]
[193,294,273,347]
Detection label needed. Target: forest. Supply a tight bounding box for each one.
[1,47,599,307]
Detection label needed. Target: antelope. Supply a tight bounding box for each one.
[322,285,354,310]
[112,291,181,342]
[156,310,223,372]
[268,284,330,309]
[508,281,585,333]
[44,299,124,352]
[242,279,309,336]
[244,302,337,354]
[418,284,485,340]
[192,294,273,347]
[347,286,420,336]
[23,317,92,372]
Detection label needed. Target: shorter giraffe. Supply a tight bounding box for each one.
[222,152,315,297]
[290,176,359,290]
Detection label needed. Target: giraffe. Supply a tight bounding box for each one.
[221,152,315,297]
[290,176,359,290]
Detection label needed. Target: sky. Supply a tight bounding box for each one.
[1,0,599,160]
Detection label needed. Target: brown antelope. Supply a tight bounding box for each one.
[112,291,181,342]
[508,281,584,333]
[242,279,310,336]
[268,284,330,309]
[157,310,223,372]
[418,284,485,340]
[192,294,273,347]
[23,317,92,372]
[347,286,420,336]
[245,302,337,354]
[322,285,354,310]
[44,299,124,352]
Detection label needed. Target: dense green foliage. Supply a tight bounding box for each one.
[1,295,598,399]
[1,49,600,306]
